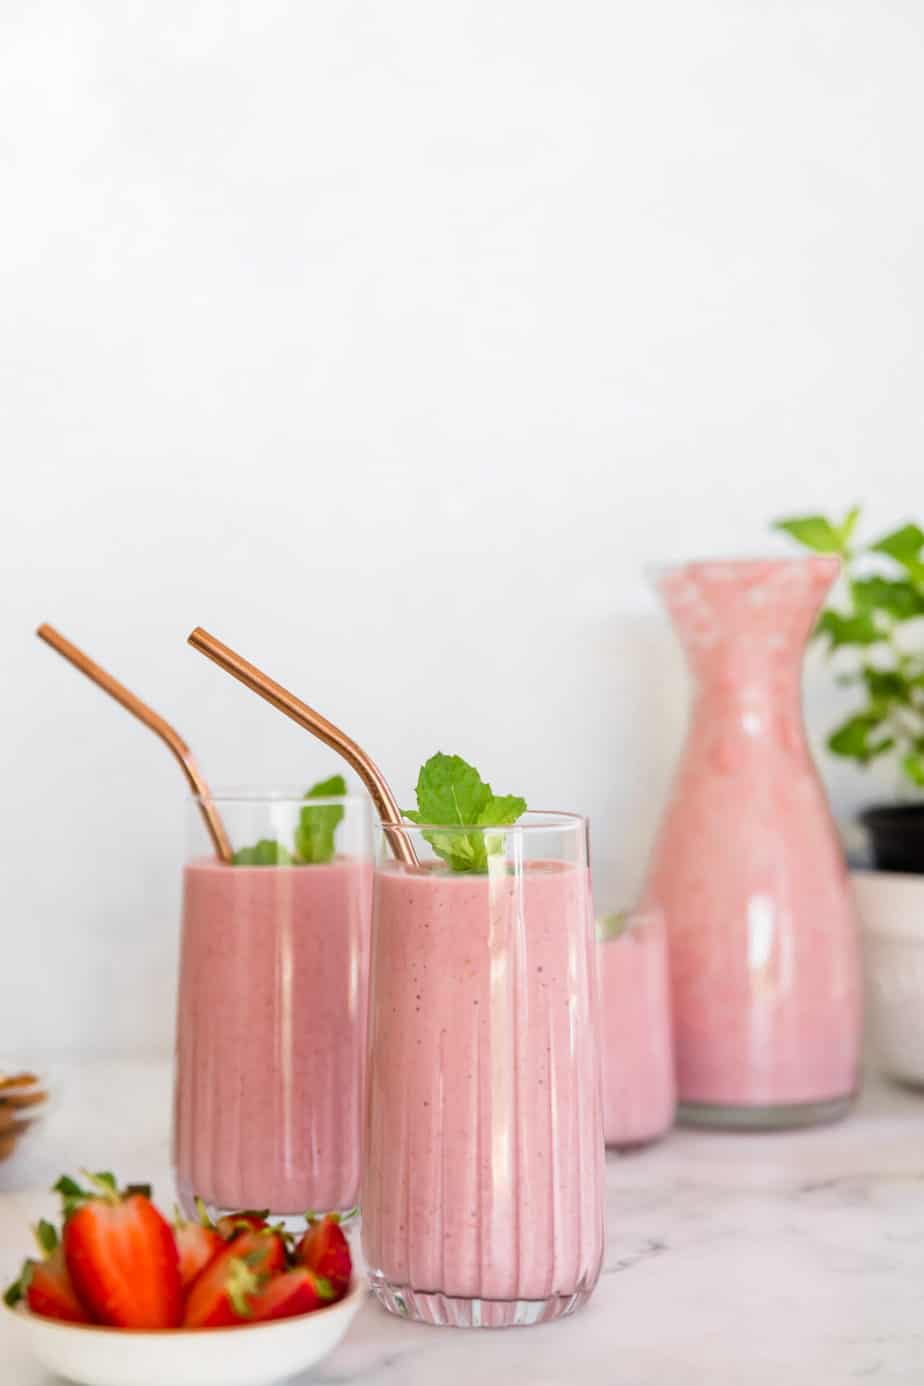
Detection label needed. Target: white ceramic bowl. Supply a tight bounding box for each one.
[853,868,924,1086]
[4,1276,365,1386]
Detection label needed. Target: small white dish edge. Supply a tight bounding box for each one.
[4,1274,366,1386]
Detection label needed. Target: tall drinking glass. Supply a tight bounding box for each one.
[174,790,373,1222]
[362,814,604,1328]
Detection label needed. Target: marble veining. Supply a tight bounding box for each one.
[0,1060,922,1384]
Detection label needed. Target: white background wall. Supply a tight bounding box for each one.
[2,1,922,1056]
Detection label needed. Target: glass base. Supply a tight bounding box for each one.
[606,1125,673,1152]
[176,1184,357,1233]
[368,1272,594,1328]
[677,1093,855,1131]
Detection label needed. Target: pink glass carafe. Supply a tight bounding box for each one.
[641,557,863,1129]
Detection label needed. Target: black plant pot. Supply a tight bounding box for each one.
[859,803,924,875]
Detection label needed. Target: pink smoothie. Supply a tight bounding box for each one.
[643,558,862,1113]
[174,857,372,1215]
[599,915,675,1146]
[361,860,604,1311]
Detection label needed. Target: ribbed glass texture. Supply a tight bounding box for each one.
[173,793,373,1219]
[362,814,604,1327]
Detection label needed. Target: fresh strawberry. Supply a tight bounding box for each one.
[4,1221,91,1324]
[173,1209,223,1290]
[61,1174,182,1329]
[215,1210,269,1240]
[24,1247,93,1323]
[295,1215,352,1297]
[247,1267,336,1322]
[182,1228,286,1328]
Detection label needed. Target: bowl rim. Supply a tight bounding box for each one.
[3,1273,365,1338]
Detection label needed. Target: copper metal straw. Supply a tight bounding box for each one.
[187,626,419,868]
[36,624,233,864]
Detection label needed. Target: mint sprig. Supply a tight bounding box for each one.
[231,775,347,866]
[295,775,346,864]
[596,910,633,942]
[404,752,526,873]
[232,839,294,866]
[775,507,924,790]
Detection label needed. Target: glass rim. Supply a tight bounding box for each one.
[377,810,588,835]
[189,785,369,806]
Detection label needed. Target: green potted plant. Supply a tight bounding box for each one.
[776,507,924,1088]
[776,508,924,870]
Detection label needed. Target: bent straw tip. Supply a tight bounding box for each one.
[35,622,58,643]
[187,626,210,649]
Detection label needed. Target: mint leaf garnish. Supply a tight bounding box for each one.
[477,795,526,825]
[405,753,526,872]
[295,774,346,864]
[596,910,633,942]
[230,775,346,866]
[232,839,294,866]
[409,754,494,826]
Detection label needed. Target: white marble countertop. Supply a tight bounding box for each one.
[1,1059,922,1384]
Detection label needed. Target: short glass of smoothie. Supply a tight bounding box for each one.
[597,907,675,1148]
[173,789,373,1224]
[362,813,605,1328]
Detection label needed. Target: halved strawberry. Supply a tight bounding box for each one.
[25,1247,93,1324]
[247,1267,336,1322]
[215,1210,269,1240]
[4,1221,91,1324]
[182,1228,286,1328]
[173,1209,223,1290]
[295,1215,351,1298]
[61,1175,182,1329]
